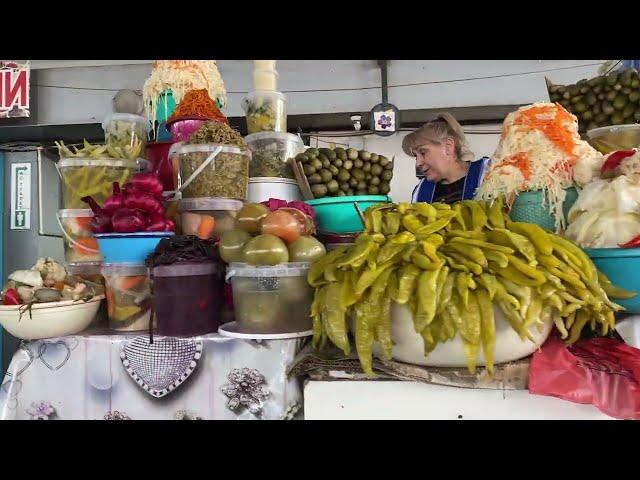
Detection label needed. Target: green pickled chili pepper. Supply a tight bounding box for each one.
[401,243,419,262]
[387,269,399,301]
[488,229,537,264]
[508,221,553,256]
[547,293,564,311]
[336,236,375,269]
[448,236,514,254]
[524,294,543,328]
[376,295,394,360]
[389,231,416,244]
[487,197,506,229]
[461,200,488,231]
[458,203,473,231]
[322,283,350,355]
[415,265,442,332]
[600,279,637,299]
[437,271,455,314]
[538,283,557,300]
[424,233,445,247]
[355,262,394,295]
[308,246,348,286]
[340,271,359,309]
[398,202,411,214]
[311,284,328,349]
[476,288,496,375]
[483,250,509,268]
[402,213,424,234]
[324,262,342,282]
[416,216,455,237]
[497,299,532,342]
[414,202,437,222]
[433,202,451,210]
[395,264,422,304]
[420,241,441,262]
[354,293,378,376]
[446,230,487,241]
[377,242,407,265]
[382,212,402,235]
[455,272,470,310]
[567,309,589,344]
[447,252,483,275]
[506,254,546,283]
[442,242,488,268]
[411,251,442,270]
[537,254,562,270]
[461,291,481,374]
[476,273,500,301]
[549,266,586,290]
[444,254,470,273]
[364,208,383,233]
[435,266,450,304]
[494,265,545,287]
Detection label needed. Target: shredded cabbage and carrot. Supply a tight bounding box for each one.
[477,102,603,231]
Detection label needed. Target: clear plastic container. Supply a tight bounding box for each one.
[152,262,225,337]
[242,90,287,134]
[102,113,150,152]
[179,198,244,239]
[176,143,250,200]
[57,209,102,263]
[226,262,312,334]
[101,263,154,332]
[254,60,276,70]
[245,132,304,178]
[65,262,105,287]
[58,157,140,209]
[253,69,278,92]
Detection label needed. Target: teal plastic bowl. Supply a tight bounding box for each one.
[155,90,177,124]
[585,247,640,314]
[510,187,578,232]
[305,195,391,234]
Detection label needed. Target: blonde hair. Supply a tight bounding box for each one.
[402,112,475,162]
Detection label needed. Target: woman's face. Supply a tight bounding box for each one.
[414,138,455,182]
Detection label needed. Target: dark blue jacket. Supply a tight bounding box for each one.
[412,157,489,203]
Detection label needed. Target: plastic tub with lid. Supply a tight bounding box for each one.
[152,262,225,337]
[586,124,640,154]
[102,263,154,332]
[102,113,150,151]
[179,198,244,239]
[245,132,304,179]
[226,262,312,334]
[57,209,102,263]
[65,262,104,286]
[57,157,141,209]
[176,143,250,200]
[248,178,302,203]
[241,90,287,134]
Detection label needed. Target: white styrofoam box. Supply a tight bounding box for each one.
[304,381,615,420]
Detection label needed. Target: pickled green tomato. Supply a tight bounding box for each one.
[242,234,290,265]
[287,236,327,262]
[236,203,270,234]
[220,230,253,264]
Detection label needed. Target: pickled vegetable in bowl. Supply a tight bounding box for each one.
[587,124,640,154]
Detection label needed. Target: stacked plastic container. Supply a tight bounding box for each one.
[56,113,159,332]
[218,61,313,337]
[242,60,304,204]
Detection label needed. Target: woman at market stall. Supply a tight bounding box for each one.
[402,113,489,204]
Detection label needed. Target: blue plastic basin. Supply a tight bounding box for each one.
[305,195,391,234]
[94,232,174,264]
[585,247,640,314]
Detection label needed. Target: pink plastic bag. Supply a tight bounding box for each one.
[529,335,640,419]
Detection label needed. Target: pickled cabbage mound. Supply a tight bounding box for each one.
[566,176,640,248]
[242,234,289,265]
[477,102,604,230]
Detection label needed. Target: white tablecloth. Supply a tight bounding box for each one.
[0,329,304,420]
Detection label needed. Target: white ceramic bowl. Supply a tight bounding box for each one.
[370,302,553,367]
[0,295,105,340]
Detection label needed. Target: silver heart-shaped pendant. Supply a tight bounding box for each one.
[120,336,203,398]
[39,341,71,371]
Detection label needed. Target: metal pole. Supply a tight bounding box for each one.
[378,60,388,104]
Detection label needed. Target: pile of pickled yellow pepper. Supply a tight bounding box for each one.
[308,199,634,376]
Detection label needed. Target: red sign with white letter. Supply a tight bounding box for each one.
[0,61,30,118]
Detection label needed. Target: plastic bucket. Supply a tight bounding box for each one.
[585,247,640,314]
[152,262,224,336]
[56,209,102,263]
[305,195,391,234]
[509,187,578,232]
[166,116,210,143]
